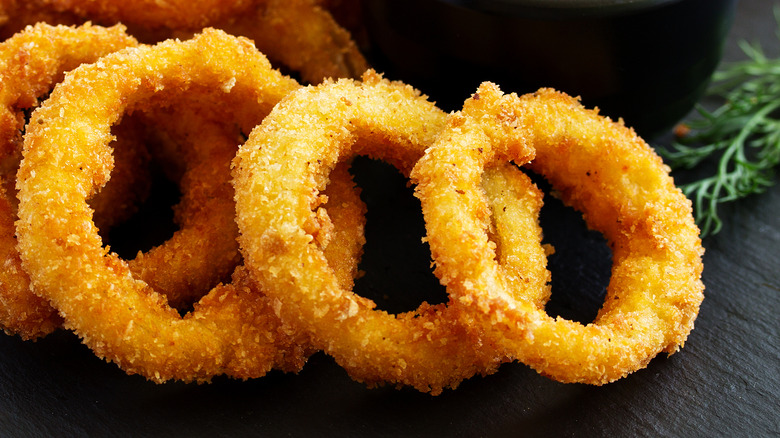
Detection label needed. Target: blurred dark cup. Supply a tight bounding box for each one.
[363,0,738,139]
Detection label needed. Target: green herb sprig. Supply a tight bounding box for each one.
[660,15,780,237]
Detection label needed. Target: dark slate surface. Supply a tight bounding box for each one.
[1,0,778,436]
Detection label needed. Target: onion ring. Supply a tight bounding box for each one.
[411,84,705,384]
[15,29,363,381]
[232,72,543,394]
[41,0,262,30]
[0,22,139,339]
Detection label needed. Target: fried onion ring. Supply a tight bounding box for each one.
[0,22,139,339]
[15,29,364,381]
[411,84,705,384]
[41,0,262,30]
[232,73,543,394]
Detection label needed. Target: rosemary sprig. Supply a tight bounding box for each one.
[660,17,780,237]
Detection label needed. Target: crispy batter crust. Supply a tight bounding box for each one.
[233,72,551,394]
[0,23,138,339]
[412,83,705,384]
[15,29,363,381]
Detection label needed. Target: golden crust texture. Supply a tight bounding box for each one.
[411,83,705,384]
[232,72,551,394]
[0,22,140,339]
[14,29,365,382]
[213,0,368,84]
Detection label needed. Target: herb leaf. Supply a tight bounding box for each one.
[660,12,780,237]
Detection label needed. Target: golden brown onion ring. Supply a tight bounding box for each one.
[41,0,262,30]
[16,29,357,381]
[232,72,544,394]
[0,22,138,339]
[411,84,705,384]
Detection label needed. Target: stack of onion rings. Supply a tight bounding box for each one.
[232,72,550,394]
[0,3,705,393]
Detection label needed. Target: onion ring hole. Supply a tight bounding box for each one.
[531,173,612,324]
[349,156,447,314]
[103,164,181,259]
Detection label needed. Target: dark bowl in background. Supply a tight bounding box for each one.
[362,0,738,139]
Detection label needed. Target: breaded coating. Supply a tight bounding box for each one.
[412,84,704,384]
[15,29,361,382]
[232,71,551,394]
[0,23,138,339]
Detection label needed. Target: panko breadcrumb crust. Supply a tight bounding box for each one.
[232,72,550,394]
[0,23,139,339]
[412,84,704,384]
[15,29,363,382]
